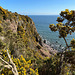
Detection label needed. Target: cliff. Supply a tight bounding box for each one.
[1,7,74,75]
[0,6,57,62]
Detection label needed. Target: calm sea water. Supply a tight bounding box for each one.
[29,15,75,50]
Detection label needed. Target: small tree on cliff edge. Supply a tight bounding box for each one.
[49,9,75,74]
[49,9,75,50]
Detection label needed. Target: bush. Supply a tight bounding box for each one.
[0,39,6,49]
[0,25,3,32]
[36,45,41,49]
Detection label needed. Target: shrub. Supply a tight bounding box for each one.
[0,25,3,32]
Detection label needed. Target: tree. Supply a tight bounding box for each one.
[49,9,75,75]
[49,9,75,50]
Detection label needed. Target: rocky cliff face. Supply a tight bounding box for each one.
[0,6,43,58]
[0,6,56,61]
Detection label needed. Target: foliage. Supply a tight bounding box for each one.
[49,9,75,49]
[0,50,39,75]
[71,38,75,48]
[0,6,45,75]
[0,25,3,32]
[49,9,75,74]
[38,56,57,75]
[0,39,6,49]
[0,6,8,20]
[0,6,42,58]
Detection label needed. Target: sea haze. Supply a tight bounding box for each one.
[29,15,75,50]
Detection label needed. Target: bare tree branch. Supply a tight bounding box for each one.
[0,57,11,66]
[63,37,69,48]
[7,49,19,75]
[0,50,19,75]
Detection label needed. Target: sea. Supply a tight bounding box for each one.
[29,15,75,51]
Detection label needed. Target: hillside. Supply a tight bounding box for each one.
[0,7,75,75]
[0,6,58,74]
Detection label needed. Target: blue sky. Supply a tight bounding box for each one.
[0,0,75,15]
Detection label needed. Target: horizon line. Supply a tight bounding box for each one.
[26,14,59,16]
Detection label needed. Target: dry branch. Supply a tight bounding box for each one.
[0,49,19,75]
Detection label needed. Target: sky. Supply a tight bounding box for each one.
[0,0,75,15]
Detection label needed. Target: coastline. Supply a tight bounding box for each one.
[39,42,57,57]
[40,35,65,52]
[38,35,58,57]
